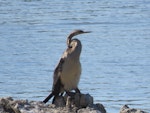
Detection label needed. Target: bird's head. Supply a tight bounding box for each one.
[71,30,91,36]
[67,30,91,47]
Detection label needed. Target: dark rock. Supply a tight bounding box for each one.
[63,92,94,109]
[80,93,93,108]
[120,105,147,113]
[53,96,66,107]
[93,103,106,113]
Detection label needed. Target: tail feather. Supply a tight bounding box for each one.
[43,93,53,103]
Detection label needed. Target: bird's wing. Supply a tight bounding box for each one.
[53,57,64,86]
[52,50,69,93]
[43,57,65,102]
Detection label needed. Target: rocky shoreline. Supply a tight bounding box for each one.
[0,93,147,113]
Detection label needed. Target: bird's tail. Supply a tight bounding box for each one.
[43,93,53,103]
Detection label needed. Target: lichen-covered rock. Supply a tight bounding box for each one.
[77,108,101,113]
[0,97,21,113]
[0,93,106,113]
[1,97,147,113]
[120,105,147,113]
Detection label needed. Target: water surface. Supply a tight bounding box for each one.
[0,0,150,112]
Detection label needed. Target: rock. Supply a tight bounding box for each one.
[78,103,106,113]
[63,93,93,108]
[1,96,147,113]
[120,105,147,113]
[93,104,106,113]
[0,93,106,113]
[0,96,147,113]
[77,108,101,113]
[0,97,21,113]
[80,93,93,108]
[53,96,66,107]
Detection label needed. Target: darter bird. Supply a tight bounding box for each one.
[43,30,91,103]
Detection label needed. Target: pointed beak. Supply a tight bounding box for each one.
[83,31,91,33]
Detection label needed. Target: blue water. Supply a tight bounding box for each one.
[0,0,150,112]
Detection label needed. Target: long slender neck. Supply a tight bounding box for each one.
[68,39,82,61]
[67,33,74,47]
